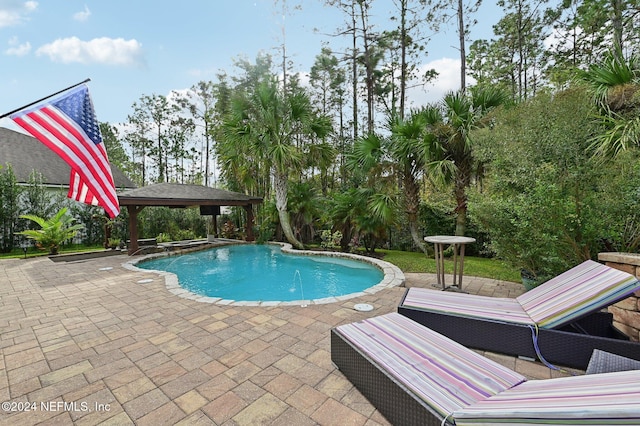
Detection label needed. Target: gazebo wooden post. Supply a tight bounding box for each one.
[127,205,145,255]
[103,212,112,249]
[243,204,256,242]
[213,213,219,237]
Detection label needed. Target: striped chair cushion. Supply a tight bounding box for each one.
[516,260,640,328]
[453,370,640,425]
[335,313,526,419]
[402,287,534,325]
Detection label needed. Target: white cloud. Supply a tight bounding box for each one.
[5,35,30,56]
[406,57,477,108]
[73,5,91,22]
[167,88,189,106]
[544,26,583,51]
[0,0,38,28]
[35,37,144,67]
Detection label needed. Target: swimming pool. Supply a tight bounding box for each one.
[130,243,404,305]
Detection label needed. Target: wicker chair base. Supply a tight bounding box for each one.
[330,328,452,426]
[398,292,640,370]
[586,349,640,373]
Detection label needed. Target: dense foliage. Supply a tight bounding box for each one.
[470,87,640,278]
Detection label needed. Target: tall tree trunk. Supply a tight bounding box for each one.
[457,0,466,92]
[517,0,524,100]
[157,134,164,183]
[273,169,304,249]
[611,0,623,54]
[351,0,359,140]
[404,172,428,254]
[454,167,470,236]
[358,0,375,134]
[399,0,407,119]
[204,126,211,186]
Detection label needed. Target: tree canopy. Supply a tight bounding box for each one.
[88,0,640,273]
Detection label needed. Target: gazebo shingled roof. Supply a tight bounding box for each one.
[117,183,263,255]
[117,182,262,206]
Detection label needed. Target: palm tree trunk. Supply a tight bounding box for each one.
[454,157,472,236]
[404,173,428,254]
[409,219,428,254]
[455,206,467,237]
[273,169,304,249]
[454,179,468,236]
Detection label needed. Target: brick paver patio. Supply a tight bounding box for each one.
[0,252,580,425]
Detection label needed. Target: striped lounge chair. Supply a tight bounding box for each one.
[398,260,640,369]
[331,312,640,426]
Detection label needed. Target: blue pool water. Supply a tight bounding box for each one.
[137,244,384,302]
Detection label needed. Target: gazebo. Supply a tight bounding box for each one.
[117,183,263,255]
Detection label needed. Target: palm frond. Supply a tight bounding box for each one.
[581,51,639,107]
[349,133,385,171]
[367,192,397,224]
[270,142,301,172]
[421,105,444,126]
[589,114,640,157]
[425,159,457,186]
[19,214,48,228]
[470,85,510,111]
[442,91,471,129]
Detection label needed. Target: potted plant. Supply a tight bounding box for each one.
[18,207,84,255]
[108,238,121,250]
[520,267,553,291]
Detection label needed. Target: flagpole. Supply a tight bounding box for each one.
[0,78,91,119]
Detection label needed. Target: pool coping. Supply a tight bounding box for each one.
[122,241,405,306]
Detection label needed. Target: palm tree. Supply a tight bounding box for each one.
[346,132,399,253]
[223,78,331,249]
[388,109,441,254]
[349,110,440,254]
[19,207,84,255]
[304,141,336,194]
[328,189,358,252]
[328,187,397,253]
[356,187,398,253]
[288,181,323,244]
[582,51,640,157]
[426,86,508,236]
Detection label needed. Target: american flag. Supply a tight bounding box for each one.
[10,84,120,218]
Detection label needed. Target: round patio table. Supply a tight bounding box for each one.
[424,235,476,291]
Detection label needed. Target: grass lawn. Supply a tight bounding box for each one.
[0,244,106,260]
[379,249,521,283]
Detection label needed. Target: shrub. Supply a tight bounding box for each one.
[470,88,606,279]
[320,230,342,249]
[19,207,84,255]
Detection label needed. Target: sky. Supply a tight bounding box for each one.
[0,0,502,132]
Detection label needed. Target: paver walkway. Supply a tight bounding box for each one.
[0,253,580,425]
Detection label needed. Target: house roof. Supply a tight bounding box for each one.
[117,183,263,207]
[0,127,136,189]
